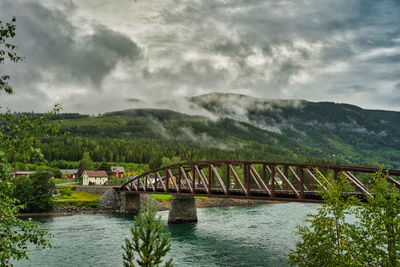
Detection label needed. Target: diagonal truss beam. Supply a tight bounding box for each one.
[288,167,308,191]
[387,176,400,190]
[249,165,271,196]
[180,166,194,193]
[275,166,300,199]
[156,172,167,191]
[228,164,248,196]
[138,177,146,192]
[210,164,228,195]
[305,168,327,192]
[167,169,179,193]
[266,165,283,190]
[343,171,373,199]
[194,165,210,194]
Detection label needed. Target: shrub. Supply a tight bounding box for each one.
[13,171,56,212]
[59,187,72,197]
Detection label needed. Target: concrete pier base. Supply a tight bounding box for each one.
[168,195,198,224]
[120,192,141,213]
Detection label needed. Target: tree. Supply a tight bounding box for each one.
[0,17,58,266]
[13,171,55,212]
[29,171,56,212]
[0,16,22,94]
[286,169,400,266]
[99,162,112,176]
[352,169,400,266]
[77,152,94,179]
[12,175,34,211]
[149,155,162,170]
[286,172,360,266]
[122,201,173,267]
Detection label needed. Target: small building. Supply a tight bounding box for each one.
[10,171,36,178]
[60,169,78,179]
[82,170,108,186]
[111,166,125,178]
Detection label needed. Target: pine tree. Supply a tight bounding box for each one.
[122,201,173,267]
[77,152,94,179]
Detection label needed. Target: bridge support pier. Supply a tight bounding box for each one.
[120,192,141,213]
[168,195,197,224]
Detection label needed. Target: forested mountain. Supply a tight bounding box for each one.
[37,109,323,166]
[7,93,398,169]
[189,93,400,168]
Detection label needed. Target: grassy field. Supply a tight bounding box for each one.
[54,188,101,207]
[54,178,78,184]
[149,194,208,200]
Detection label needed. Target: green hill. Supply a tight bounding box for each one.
[11,93,398,169]
[189,93,400,168]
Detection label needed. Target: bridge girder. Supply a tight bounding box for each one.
[119,161,400,203]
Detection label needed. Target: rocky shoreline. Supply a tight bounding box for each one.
[18,197,280,217]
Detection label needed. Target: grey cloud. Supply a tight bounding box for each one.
[0,0,140,97]
[1,0,400,112]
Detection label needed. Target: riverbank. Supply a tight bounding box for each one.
[18,195,280,217]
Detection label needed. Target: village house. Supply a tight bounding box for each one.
[111,166,125,178]
[60,169,78,179]
[82,170,109,185]
[10,170,36,178]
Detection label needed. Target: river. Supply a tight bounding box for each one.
[15,202,318,267]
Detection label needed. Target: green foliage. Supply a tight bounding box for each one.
[351,169,400,266]
[122,201,173,267]
[99,162,112,176]
[59,187,72,197]
[109,177,126,185]
[0,16,55,265]
[286,172,360,266]
[286,169,400,266]
[77,152,94,178]
[0,17,23,95]
[0,181,51,266]
[161,156,181,167]
[149,155,162,170]
[12,175,34,210]
[13,171,56,212]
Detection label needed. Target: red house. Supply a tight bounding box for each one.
[60,169,78,179]
[111,166,125,178]
[10,171,35,177]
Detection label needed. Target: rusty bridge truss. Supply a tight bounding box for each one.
[120,161,400,202]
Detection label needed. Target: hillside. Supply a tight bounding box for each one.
[18,93,399,169]
[189,93,400,168]
[38,109,323,166]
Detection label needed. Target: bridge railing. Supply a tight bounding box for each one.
[120,161,400,202]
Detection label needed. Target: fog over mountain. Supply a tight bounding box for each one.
[1,0,400,113]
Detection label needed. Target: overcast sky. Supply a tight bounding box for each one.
[1,0,400,113]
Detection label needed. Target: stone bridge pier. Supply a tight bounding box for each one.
[168,195,197,224]
[120,192,141,213]
[98,189,198,224]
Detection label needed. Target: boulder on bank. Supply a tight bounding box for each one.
[98,188,122,212]
[98,189,168,213]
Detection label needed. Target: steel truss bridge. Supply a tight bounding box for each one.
[120,161,400,203]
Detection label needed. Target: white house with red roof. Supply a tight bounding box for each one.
[82,170,109,185]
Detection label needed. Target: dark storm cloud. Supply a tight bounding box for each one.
[0,0,140,94]
[1,0,400,112]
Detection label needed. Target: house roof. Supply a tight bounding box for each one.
[60,169,78,175]
[111,166,125,172]
[11,171,36,175]
[84,170,108,178]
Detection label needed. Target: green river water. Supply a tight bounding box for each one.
[15,202,318,267]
